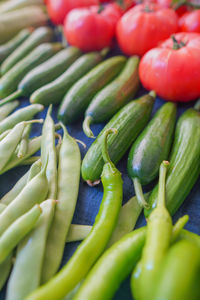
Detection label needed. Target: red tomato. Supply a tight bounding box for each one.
[64,4,122,51]
[179,10,200,33]
[139,33,200,102]
[47,0,98,25]
[116,3,178,56]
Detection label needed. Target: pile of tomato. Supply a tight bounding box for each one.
[44,0,200,102]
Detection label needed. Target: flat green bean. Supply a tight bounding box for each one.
[0,204,42,264]
[0,101,19,121]
[6,200,55,300]
[0,254,12,291]
[0,203,6,213]
[41,124,81,283]
[17,123,32,158]
[41,105,57,199]
[0,104,44,134]
[0,163,48,236]
[66,225,92,243]
[0,160,41,205]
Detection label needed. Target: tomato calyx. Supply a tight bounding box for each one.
[173,0,200,10]
[171,35,186,50]
[143,4,154,12]
[98,3,105,13]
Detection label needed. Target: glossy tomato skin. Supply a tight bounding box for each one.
[116,4,178,56]
[179,10,200,33]
[64,4,122,51]
[139,33,200,102]
[47,0,98,25]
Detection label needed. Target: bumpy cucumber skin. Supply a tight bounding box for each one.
[81,93,155,182]
[0,6,48,44]
[0,43,61,98]
[58,56,127,124]
[19,47,81,96]
[30,51,105,106]
[1,26,53,75]
[0,28,32,64]
[144,108,200,217]
[85,56,140,123]
[127,102,176,185]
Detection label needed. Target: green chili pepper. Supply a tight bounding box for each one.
[41,123,81,283]
[0,204,42,264]
[41,105,57,199]
[132,161,172,300]
[6,200,55,300]
[153,240,200,300]
[26,128,123,300]
[0,162,48,236]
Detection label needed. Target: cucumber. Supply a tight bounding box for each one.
[1,26,53,75]
[0,43,62,99]
[0,0,44,14]
[81,92,155,184]
[1,47,82,104]
[144,105,200,217]
[0,28,32,64]
[30,50,108,106]
[127,102,176,208]
[58,56,127,124]
[0,6,48,44]
[83,56,140,138]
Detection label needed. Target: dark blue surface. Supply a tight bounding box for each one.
[0,91,199,300]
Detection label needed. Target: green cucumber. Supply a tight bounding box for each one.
[1,47,82,104]
[144,105,200,217]
[58,56,127,124]
[0,43,62,99]
[81,92,155,184]
[30,50,108,106]
[0,28,32,64]
[1,26,53,75]
[127,102,176,208]
[83,56,140,138]
[0,0,44,14]
[0,6,48,45]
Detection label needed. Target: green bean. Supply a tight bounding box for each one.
[0,159,41,205]
[0,128,11,141]
[66,225,92,243]
[0,103,44,134]
[0,204,42,264]
[41,105,57,199]
[0,254,12,291]
[0,100,19,121]
[132,161,172,300]
[27,128,123,300]
[74,227,146,300]
[153,240,200,300]
[17,123,32,158]
[6,200,55,300]
[41,123,81,283]
[0,203,6,213]
[0,162,48,236]
[0,135,41,174]
[19,156,41,166]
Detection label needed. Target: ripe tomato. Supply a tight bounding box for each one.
[116,3,178,56]
[179,10,200,33]
[139,33,200,102]
[64,4,122,51]
[47,0,98,25]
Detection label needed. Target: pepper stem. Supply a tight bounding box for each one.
[83,116,95,139]
[194,99,200,111]
[133,178,149,209]
[172,215,189,243]
[0,90,22,107]
[157,161,169,208]
[102,128,117,164]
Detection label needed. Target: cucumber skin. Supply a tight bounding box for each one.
[81,93,155,182]
[0,28,31,64]
[19,47,82,96]
[1,27,53,75]
[0,43,61,98]
[58,56,127,124]
[85,56,140,123]
[144,108,200,217]
[127,102,176,185]
[30,51,105,106]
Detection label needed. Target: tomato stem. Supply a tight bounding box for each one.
[171,35,186,50]
[98,3,104,14]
